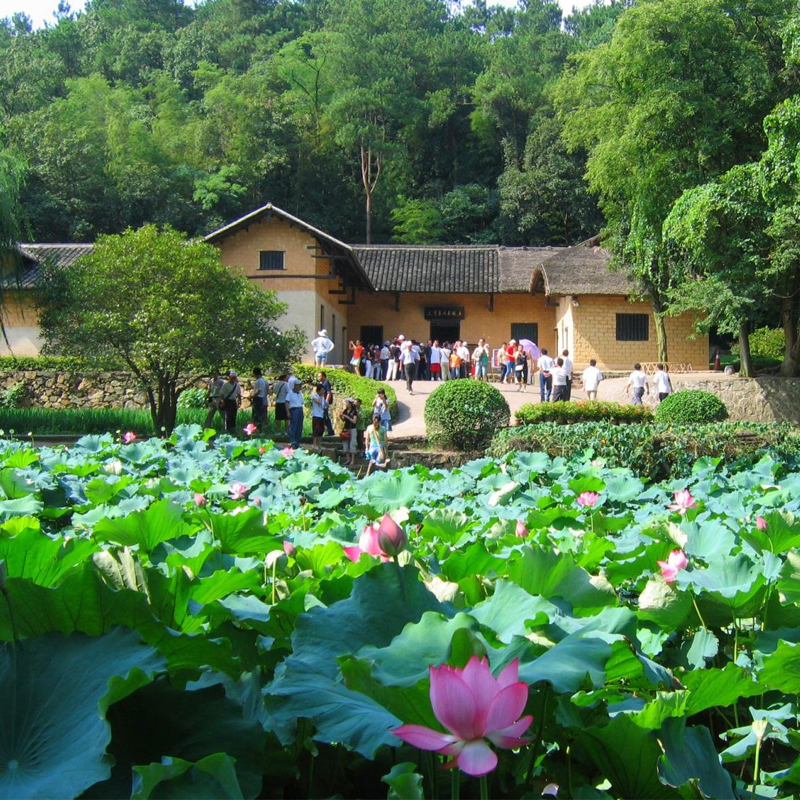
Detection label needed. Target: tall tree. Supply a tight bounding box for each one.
[556,0,792,361]
[37,225,304,432]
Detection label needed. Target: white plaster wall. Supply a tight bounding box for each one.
[276,290,348,364]
[0,327,44,357]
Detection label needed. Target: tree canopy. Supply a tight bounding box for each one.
[37,225,303,432]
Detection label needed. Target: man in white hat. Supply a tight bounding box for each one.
[311,329,334,367]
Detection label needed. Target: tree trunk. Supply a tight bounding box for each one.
[739,322,754,378]
[653,313,668,364]
[365,189,372,245]
[149,377,179,435]
[780,291,800,377]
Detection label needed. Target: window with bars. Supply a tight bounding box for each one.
[616,313,649,341]
[259,251,285,270]
[510,323,539,343]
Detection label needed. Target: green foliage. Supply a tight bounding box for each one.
[0,383,24,409]
[0,406,275,436]
[425,380,509,450]
[516,399,652,425]
[655,390,729,424]
[1,428,800,794]
[731,327,785,363]
[489,421,797,479]
[292,365,397,419]
[0,356,121,371]
[176,387,207,409]
[37,225,304,432]
[391,197,445,244]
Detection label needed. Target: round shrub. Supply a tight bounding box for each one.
[425,380,510,451]
[655,390,728,424]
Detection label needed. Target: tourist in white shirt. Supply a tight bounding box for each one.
[458,341,470,379]
[561,349,574,400]
[429,340,442,381]
[311,329,334,367]
[551,358,568,402]
[379,342,391,381]
[537,349,554,402]
[653,363,673,402]
[472,338,490,381]
[581,359,604,401]
[285,377,305,447]
[626,363,649,405]
[402,341,419,394]
[440,343,451,381]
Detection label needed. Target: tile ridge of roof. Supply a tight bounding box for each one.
[353,243,498,249]
[22,242,94,247]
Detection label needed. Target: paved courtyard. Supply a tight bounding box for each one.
[388,378,588,438]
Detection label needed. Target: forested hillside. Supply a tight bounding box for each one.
[0,0,621,244]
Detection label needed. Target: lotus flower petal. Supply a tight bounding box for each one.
[496,659,520,689]
[455,739,498,777]
[485,683,528,733]
[460,657,498,730]
[343,546,362,563]
[377,513,407,556]
[756,515,768,531]
[486,715,533,749]
[430,664,481,740]
[359,525,383,557]
[392,724,458,752]
[515,520,529,538]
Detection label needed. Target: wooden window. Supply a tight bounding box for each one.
[510,323,539,343]
[616,313,649,341]
[259,251,285,270]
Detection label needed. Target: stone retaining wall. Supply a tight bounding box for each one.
[640,375,800,423]
[0,370,229,410]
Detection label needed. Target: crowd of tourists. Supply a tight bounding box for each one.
[203,366,391,473]
[311,330,675,407]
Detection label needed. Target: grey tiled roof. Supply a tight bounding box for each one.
[14,244,94,288]
[353,246,499,293]
[498,247,563,292]
[531,237,637,296]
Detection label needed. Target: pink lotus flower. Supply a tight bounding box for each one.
[243,423,258,436]
[392,656,532,777]
[756,516,768,531]
[657,549,688,583]
[576,492,600,508]
[281,447,295,457]
[253,496,261,506]
[193,492,206,507]
[229,482,248,500]
[515,520,529,539]
[122,432,137,444]
[283,540,296,557]
[667,489,698,515]
[258,446,266,455]
[343,515,407,562]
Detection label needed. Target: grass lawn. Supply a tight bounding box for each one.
[0,407,314,437]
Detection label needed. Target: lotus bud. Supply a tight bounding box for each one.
[283,540,296,558]
[756,516,768,531]
[515,519,529,539]
[193,492,206,507]
[376,513,407,557]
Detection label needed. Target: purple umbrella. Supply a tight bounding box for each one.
[519,339,541,360]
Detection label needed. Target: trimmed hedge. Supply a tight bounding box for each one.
[516,400,653,425]
[426,380,510,450]
[292,365,398,419]
[0,356,123,371]
[489,421,800,480]
[655,389,728,423]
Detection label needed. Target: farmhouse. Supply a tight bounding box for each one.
[11,204,707,370]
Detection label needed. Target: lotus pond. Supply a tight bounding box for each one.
[2,426,800,799]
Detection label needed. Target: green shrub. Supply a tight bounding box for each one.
[516,400,652,425]
[291,365,397,419]
[0,383,25,408]
[731,326,784,362]
[655,390,728,423]
[425,380,510,450]
[177,387,207,408]
[0,356,123,372]
[489,421,800,480]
